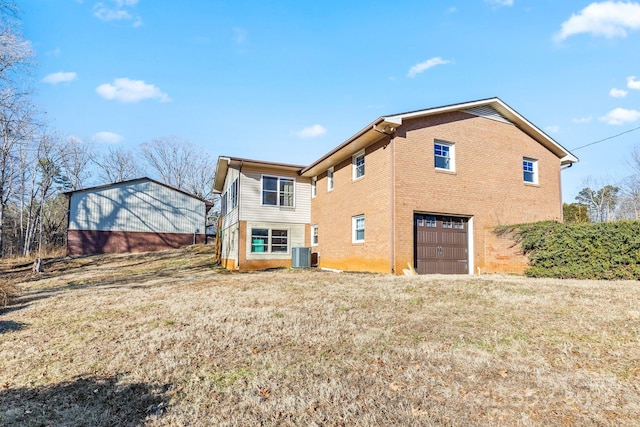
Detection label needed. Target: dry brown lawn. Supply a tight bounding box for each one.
[1,246,639,426]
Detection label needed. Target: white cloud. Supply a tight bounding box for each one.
[628,75,640,90]
[573,116,593,123]
[545,125,560,134]
[600,107,640,124]
[610,87,628,97]
[42,71,77,84]
[293,124,327,138]
[485,0,514,7]
[92,131,124,144]
[113,0,139,6]
[555,1,640,41]
[94,3,131,21]
[93,1,141,26]
[96,78,170,103]
[407,57,451,78]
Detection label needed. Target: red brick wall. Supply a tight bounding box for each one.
[483,227,529,274]
[311,111,563,274]
[392,112,562,274]
[67,230,205,256]
[311,137,393,273]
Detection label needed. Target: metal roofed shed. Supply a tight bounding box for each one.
[65,177,213,256]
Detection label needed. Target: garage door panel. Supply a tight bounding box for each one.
[415,214,469,275]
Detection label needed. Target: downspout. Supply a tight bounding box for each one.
[237,160,243,269]
[374,124,396,274]
[390,136,395,274]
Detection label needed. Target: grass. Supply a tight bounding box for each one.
[1,245,640,425]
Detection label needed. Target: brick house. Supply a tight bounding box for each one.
[214,98,577,274]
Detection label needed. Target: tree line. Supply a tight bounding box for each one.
[564,147,640,223]
[0,3,216,258]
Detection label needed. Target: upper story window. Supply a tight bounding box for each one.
[311,177,317,198]
[434,140,455,171]
[327,167,334,191]
[262,175,295,207]
[353,150,365,180]
[229,178,238,209]
[523,158,538,184]
[352,214,365,243]
[221,191,228,216]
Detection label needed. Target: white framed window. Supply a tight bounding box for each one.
[523,158,538,184]
[327,167,334,191]
[250,228,289,253]
[434,140,455,171]
[262,175,295,207]
[353,150,365,180]
[311,225,318,246]
[311,176,317,198]
[352,214,365,243]
[229,178,238,209]
[221,191,228,217]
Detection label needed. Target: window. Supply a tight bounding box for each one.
[434,141,454,171]
[221,191,228,217]
[352,215,365,243]
[251,228,289,253]
[442,217,453,229]
[311,225,318,246]
[523,158,538,184]
[311,177,317,198]
[251,228,268,253]
[426,215,437,227]
[271,229,288,253]
[262,175,295,207]
[327,167,334,191]
[353,150,365,180]
[229,179,238,209]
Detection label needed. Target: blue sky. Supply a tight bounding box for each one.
[20,0,640,202]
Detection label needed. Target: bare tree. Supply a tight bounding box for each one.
[140,136,215,200]
[94,145,141,184]
[0,89,35,255]
[0,0,35,256]
[58,135,92,191]
[575,180,620,223]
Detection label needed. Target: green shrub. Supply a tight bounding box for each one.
[497,220,640,280]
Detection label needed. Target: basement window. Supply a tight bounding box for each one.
[352,215,365,243]
[251,228,289,253]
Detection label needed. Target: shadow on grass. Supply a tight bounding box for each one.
[0,375,169,427]
[0,320,25,334]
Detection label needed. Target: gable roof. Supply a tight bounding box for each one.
[300,97,578,177]
[213,156,305,193]
[64,177,214,208]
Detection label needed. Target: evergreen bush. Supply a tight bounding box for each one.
[497,220,640,280]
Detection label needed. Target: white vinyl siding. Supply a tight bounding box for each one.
[221,166,240,230]
[239,167,311,224]
[68,180,206,234]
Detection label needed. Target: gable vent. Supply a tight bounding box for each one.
[463,106,512,124]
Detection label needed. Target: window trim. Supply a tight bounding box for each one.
[523,158,538,184]
[327,167,334,191]
[250,227,290,254]
[352,150,365,180]
[352,214,365,243]
[311,224,318,246]
[311,176,317,198]
[434,140,455,172]
[261,175,296,208]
